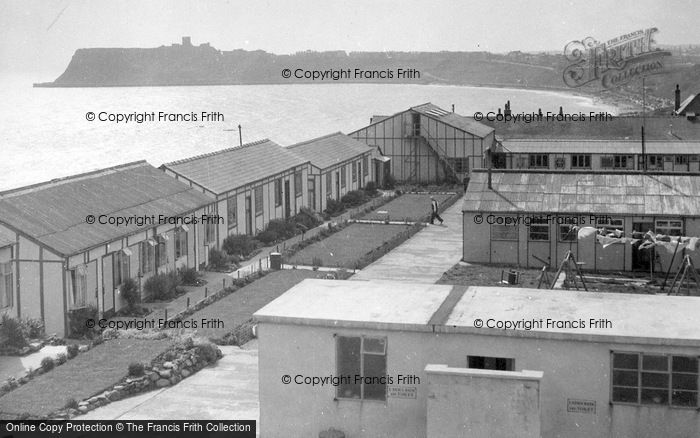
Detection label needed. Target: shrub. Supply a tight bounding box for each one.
[144,271,181,301]
[222,234,257,257]
[293,207,322,230]
[179,267,200,285]
[324,199,345,216]
[208,248,232,271]
[364,181,378,196]
[120,278,140,310]
[1,314,27,348]
[265,219,297,240]
[341,190,368,207]
[91,335,104,346]
[128,361,145,377]
[67,306,98,339]
[66,344,80,359]
[20,318,45,339]
[64,398,79,410]
[40,356,55,371]
[55,352,68,365]
[383,173,396,189]
[256,229,279,245]
[195,342,219,363]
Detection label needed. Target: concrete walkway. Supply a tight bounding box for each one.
[350,194,464,283]
[81,344,258,422]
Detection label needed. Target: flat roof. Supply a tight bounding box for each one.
[255,279,700,347]
[500,139,700,155]
[463,170,700,217]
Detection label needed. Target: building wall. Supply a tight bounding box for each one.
[312,153,372,212]
[258,321,700,438]
[351,112,489,183]
[505,152,700,173]
[463,212,700,273]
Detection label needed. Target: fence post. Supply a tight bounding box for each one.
[164,308,168,321]
[187,297,190,308]
[205,287,208,297]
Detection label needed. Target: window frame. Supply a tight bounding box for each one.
[528,154,549,169]
[558,224,578,242]
[336,335,387,402]
[363,155,369,176]
[528,216,550,241]
[491,224,518,241]
[326,172,333,199]
[571,154,592,169]
[254,186,264,216]
[227,196,237,230]
[655,219,683,237]
[352,162,357,183]
[155,236,168,268]
[467,355,515,371]
[0,261,13,309]
[112,250,130,287]
[175,228,188,260]
[140,241,155,275]
[341,165,347,189]
[274,179,282,207]
[294,172,303,198]
[70,266,88,309]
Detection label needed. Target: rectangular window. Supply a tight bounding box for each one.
[656,219,683,236]
[528,216,550,241]
[611,352,699,408]
[363,156,369,176]
[601,156,614,168]
[155,236,167,268]
[647,155,663,169]
[615,155,633,169]
[596,217,624,230]
[491,224,518,241]
[175,228,188,259]
[352,162,357,182]
[294,172,302,197]
[0,262,13,308]
[676,155,690,166]
[326,173,332,199]
[468,355,515,371]
[140,241,155,274]
[336,336,387,401]
[571,154,591,168]
[70,265,88,308]
[254,186,264,216]
[274,179,282,207]
[341,166,347,189]
[205,222,217,243]
[559,224,577,242]
[227,196,237,230]
[112,251,130,286]
[528,154,548,169]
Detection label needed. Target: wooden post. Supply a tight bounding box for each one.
[223,278,226,289]
[661,239,681,291]
[187,297,190,308]
[205,287,208,297]
[164,308,168,321]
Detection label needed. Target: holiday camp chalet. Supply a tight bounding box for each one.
[161,139,311,242]
[462,170,700,272]
[255,279,700,438]
[287,133,375,212]
[349,103,495,184]
[0,161,215,336]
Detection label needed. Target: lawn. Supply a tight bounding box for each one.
[361,193,455,222]
[438,262,663,295]
[0,337,172,418]
[189,269,321,340]
[285,223,413,268]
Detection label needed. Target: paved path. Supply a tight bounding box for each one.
[350,195,464,283]
[81,345,258,422]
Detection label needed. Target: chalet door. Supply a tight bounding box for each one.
[245,196,253,235]
[375,161,381,184]
[284,180,291,219]
[357,162,362,188]
[335,172,340,198]
[102,255,114,314]
[308,178,316,211]
[632,222,654,271]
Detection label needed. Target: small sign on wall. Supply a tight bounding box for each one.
[567,398,596,414]
[388,386,417,399]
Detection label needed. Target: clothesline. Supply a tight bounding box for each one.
[571,226,700,251]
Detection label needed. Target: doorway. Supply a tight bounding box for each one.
[335,171,340,199]
[284,180,291,219]
[632,222,654,271]
[245,196,253,235]
[308,178,316,211]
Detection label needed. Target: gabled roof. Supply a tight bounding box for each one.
[676,94,699,115]
[287,132,373,170]
[499,139,700,155]
[463,170,700,217]
[0,161,214,257]
[162,139,308,194]
[410,103,494,138]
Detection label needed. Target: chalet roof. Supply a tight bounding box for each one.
[0,161,214,257]
[411,103,494,138]
[463,170,700,217]
[500,139,700,155]
[287,132,373,170]
[162,139,308,194]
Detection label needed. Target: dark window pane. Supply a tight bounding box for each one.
[613,386,638,403]
[613,353,639,370]
[642,355,668,371]
[363,338,386,354]
[673,356,699,373]
[672,373,698,391]
[363,353,386,401]
[672,391,698,407]
[468,356,485,369]
[613,370,638,387]
[337,337,361,399]
[641,389,668,405]
[641,372,668,389]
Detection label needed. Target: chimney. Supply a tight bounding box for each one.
[675,84,681,112]
[452,104,455,113]
[504,100,511,117]
[497,108,502,116]
[559,106,564,116]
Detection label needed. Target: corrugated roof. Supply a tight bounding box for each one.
[501,139,700,155]
[463,170,700,217]
[287,132,373,170]
[411,103,494,138]
[162,139,308,194]
[0,161,214,256]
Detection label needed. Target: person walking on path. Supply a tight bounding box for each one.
[430,196,444,225]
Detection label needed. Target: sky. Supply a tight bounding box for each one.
[1,0,698,80]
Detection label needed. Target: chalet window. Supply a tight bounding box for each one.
[274,179,282,207]
[326,173,332,199]
[294,172,303,197]
[205,221,217,243]
[468,355,515,371]
[491,224,518,241]
[656,219,682,236]
[254,186,264,216]
[70,265,88,308]
[112,250,130,286]
[352,162,357,183]
[0,262,13,308]
[341,166,347,189]
[155,236,167,268]
[571,154,591,168]
[175,227,188,259]
[601,156,614,168]
[596,217,624,230]
[554,157,566,169]
[647,155,664,169]
[336,336,387,401]
[516,156,527,169]
[611,352,699,408]
[140,241,155,274]
[528,154,548,169]
[227,196,237,230]
[675,155,690,166]
[559,224,577,242]
[528,217,550,241]
[363,156,369,176]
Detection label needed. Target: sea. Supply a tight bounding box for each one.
[0,78,619,191]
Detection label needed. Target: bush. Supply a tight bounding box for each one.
[40,356,55,371]
[341,190,368,207]
[68,306,98,339]
[265,219,297,240]
[66,344,80,359]
[222,234,257,257]
[144,271,181,301]
[383,174,396,189]
[293,206,322,230]
[208,248,232,271]
[179,267,200,285]
[256,229,279,245]
[1,314,27,348]
[195,342,219,363]
[64,398,79,410]
[120,278,140,310]
[19,318,45,339]
[364,181,378,196]
[324,199,345,216]
[128,361,145,376]
[55,352,68,365]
